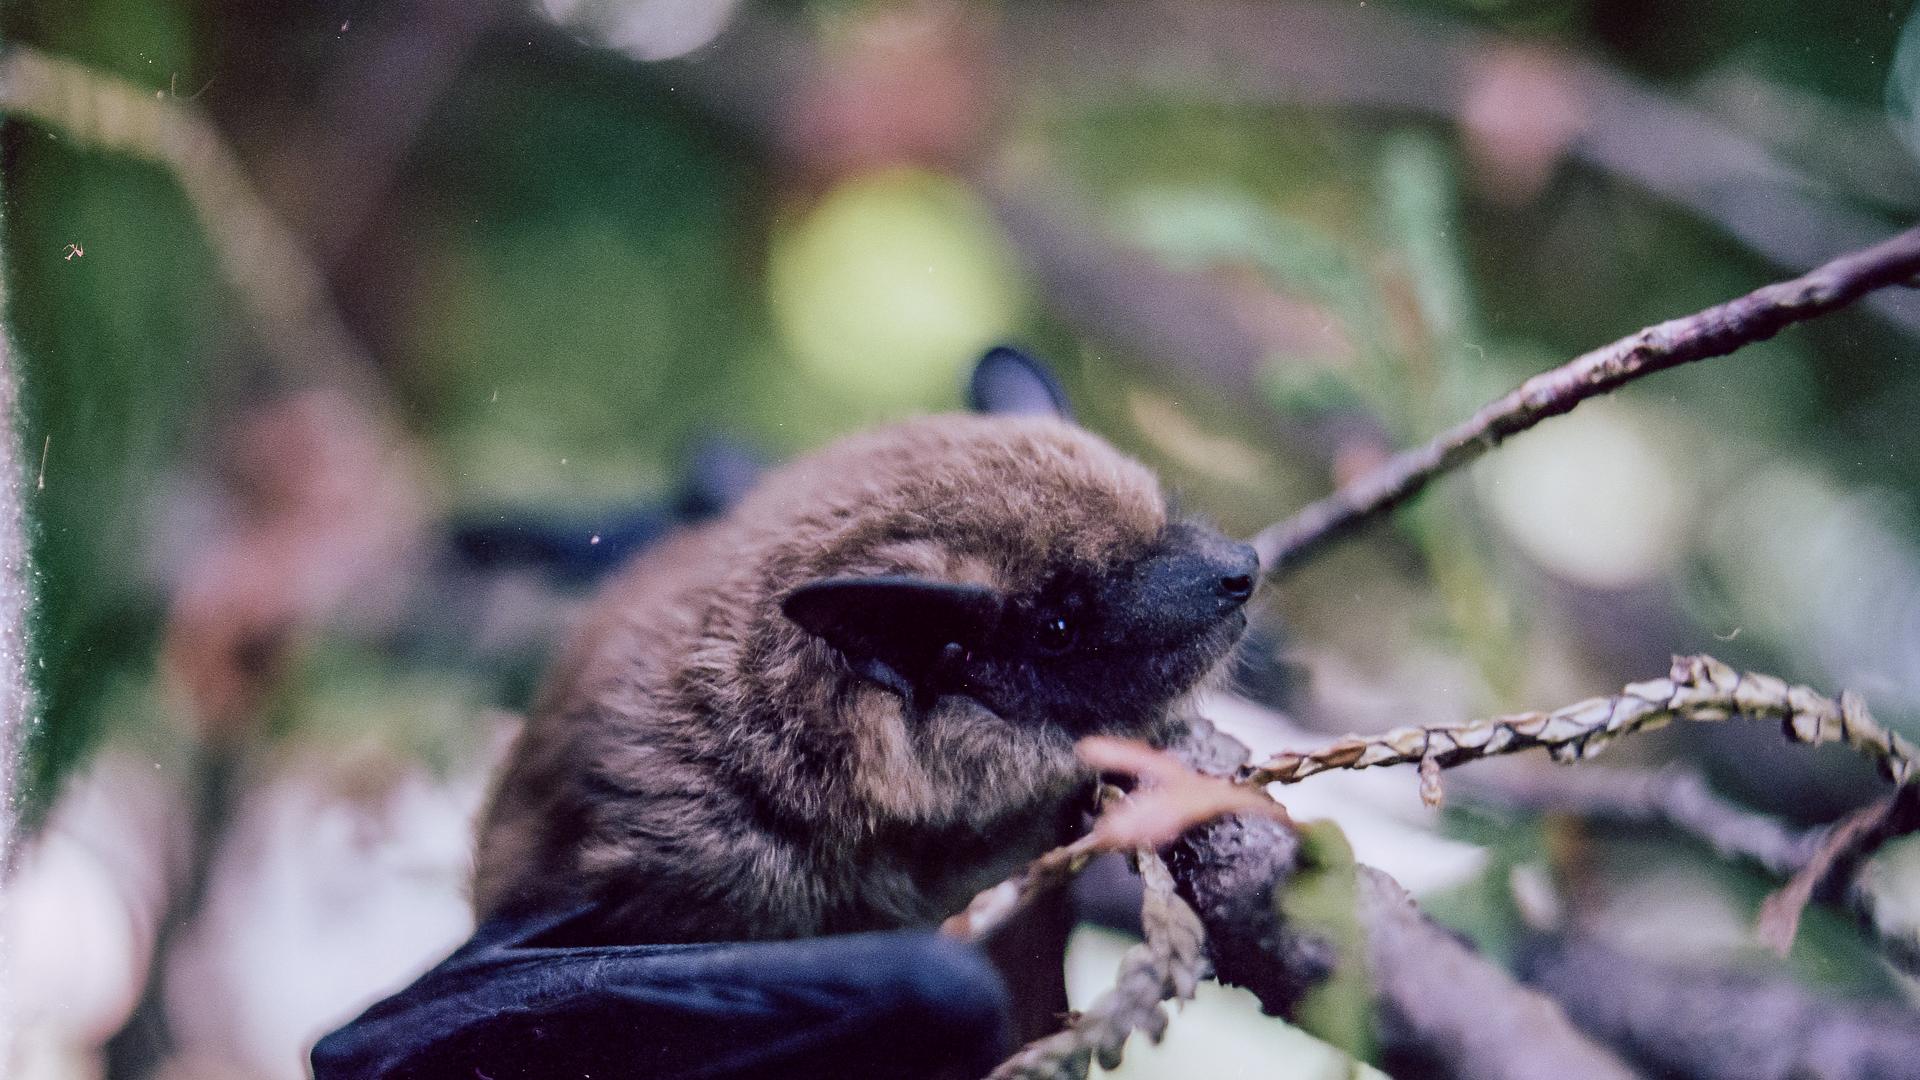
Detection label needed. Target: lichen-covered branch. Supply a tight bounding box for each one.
[1164,811,1640,1080]
[1251,226,1920,575]
[986,850,1207,1080]
[1244,655,1918,790]
[1358,868,1642,1080]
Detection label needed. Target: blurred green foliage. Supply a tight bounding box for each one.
[395,33,771,506]
[5,135,228,815]
[1277,820,1376,1064]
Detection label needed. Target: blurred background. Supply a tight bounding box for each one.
[6,0,1920,1077]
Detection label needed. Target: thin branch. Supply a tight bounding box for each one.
[1467,765,1816,876]
[1251,226,1920,575]
[1753,787,1915,956]
[942,831,1106,944]
[1243,654,1918,790]
[987,849,1207,1080]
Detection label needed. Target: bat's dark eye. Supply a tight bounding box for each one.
[1034,615,1076,655]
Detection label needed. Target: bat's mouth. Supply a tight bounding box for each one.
[1191,607,1253,681]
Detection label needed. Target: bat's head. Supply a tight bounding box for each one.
[779,515,1256,737]
[715,354,1258,826]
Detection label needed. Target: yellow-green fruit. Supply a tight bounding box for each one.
[769,169,1026,406]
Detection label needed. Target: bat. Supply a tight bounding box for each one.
[313,348,1258,1079]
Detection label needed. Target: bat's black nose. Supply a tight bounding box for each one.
[1214,542,1260,605]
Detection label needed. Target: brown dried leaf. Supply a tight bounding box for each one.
[1756,793,1902,955]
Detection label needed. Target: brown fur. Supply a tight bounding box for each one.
[472,414,1212,943]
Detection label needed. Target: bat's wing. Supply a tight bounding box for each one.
[445,437,763,586]
[310,906,1013,1080]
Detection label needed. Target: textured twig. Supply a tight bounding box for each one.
[942,831,1106,944]
[1251,226,1920,574]
[1257,656,1920,974]
[987,849,1207,1080]
[1244,655,1918,790]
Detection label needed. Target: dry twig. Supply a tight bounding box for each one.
[1251,226,1920,574]
[942,831,1106,945]
[987,850,1207,1080]
[1263,658,1920,968]
[1243,655,1918,790]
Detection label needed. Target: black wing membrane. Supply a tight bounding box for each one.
[445,438,764,587]
[311,905,1012,1080]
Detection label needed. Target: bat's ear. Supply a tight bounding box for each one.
[967,346,1074,421]
[782,576,1004,699]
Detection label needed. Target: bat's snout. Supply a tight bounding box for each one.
[1212,542,1259,608]
[1123,525,1261,643]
